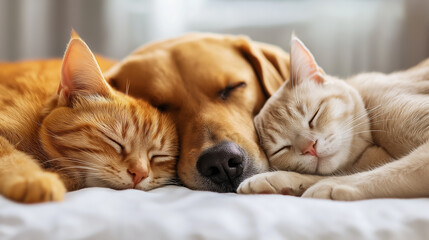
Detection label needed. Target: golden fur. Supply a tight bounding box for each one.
[0,35,178,203]
[105,33,290,192]
[238,36,429,200]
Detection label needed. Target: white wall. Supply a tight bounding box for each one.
[1,0,428,77]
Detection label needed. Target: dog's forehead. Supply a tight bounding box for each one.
[169,40,256,89]
[114,38,257,102]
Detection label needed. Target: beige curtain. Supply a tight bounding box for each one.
[0,0,106,61]
[402,0,429,70]
[0,0,428,78]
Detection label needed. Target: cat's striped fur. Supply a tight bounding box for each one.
[0,34,178,203]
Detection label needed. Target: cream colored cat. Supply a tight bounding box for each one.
[238,35,429,200]
[0,34,178,203]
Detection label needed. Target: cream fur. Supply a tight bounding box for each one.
[238,36,429,200]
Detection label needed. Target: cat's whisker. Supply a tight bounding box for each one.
[53,162,118,175]
[341,130,386,140]
[80,150,108,165]
[44,157,97,165]
[55,166,103,172]
[88,151,122,170]
[342,122,390,136]
[342,104,383,128]
[342,118,393,134]
[43,156,107,171]
[343,112,370,129]
[74,146,123,171]
[162,178,182,186]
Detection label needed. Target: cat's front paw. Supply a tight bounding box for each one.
[302,178,364,201]
[237,171,307,196]
[3,172,66,203]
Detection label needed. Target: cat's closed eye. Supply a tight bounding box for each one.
[271,145,291,157]
[103,134,125,154]
[150,154,174,162]
[309,108,320,129]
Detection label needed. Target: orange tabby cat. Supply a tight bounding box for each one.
[0,34,178,203]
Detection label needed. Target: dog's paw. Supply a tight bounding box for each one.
[302,178,364,201]
[237,171,307,196]
[2,172,66,203]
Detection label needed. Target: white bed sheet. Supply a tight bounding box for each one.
[0,186,428,240]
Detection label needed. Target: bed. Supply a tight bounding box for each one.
[1,186,428,240]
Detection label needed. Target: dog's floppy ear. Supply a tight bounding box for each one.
[237,37,290,97]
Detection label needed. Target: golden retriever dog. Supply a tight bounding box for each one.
[105,33,290,192]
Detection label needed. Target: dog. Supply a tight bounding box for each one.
[105,33,290,192]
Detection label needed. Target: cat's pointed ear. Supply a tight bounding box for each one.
[288,35,324,88]
[58,34,112,106]
[70,28,80,39]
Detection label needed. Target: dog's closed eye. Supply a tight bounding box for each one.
[219,82,247,100]
[155,104,169,112]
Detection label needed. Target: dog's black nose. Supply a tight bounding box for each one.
[197,142,244,184]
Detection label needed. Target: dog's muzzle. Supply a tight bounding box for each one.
[196,141,246,189]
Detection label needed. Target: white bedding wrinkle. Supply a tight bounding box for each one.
[0,186,428,240]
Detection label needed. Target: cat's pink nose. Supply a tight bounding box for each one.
[127,163,149,186]
[302,141,318,157]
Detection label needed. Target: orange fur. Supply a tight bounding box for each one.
[0,36,178,203]
[105,33,290,192]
